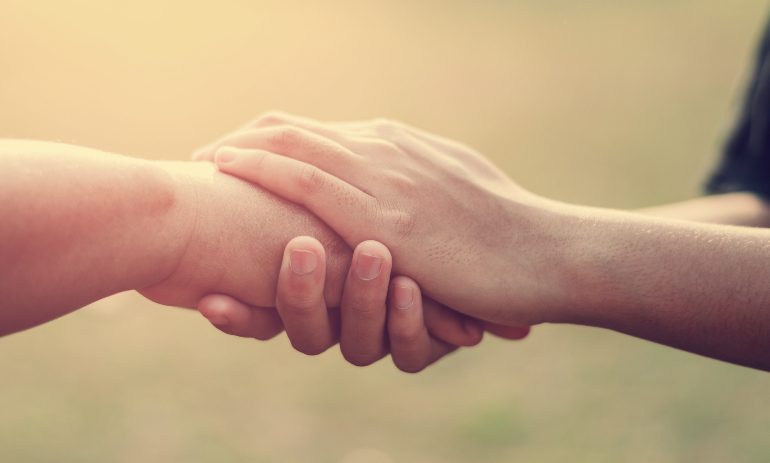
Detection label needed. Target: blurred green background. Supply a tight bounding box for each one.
[2,0,770,462]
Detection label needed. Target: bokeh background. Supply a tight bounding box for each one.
[2,0,770,462]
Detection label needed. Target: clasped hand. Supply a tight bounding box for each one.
[191,112,537,372]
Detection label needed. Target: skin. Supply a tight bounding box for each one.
[199,237,491,372]
[635,192,770,228]
[197,111,770,372]
[0,139,348,335]
[0,138,501,371]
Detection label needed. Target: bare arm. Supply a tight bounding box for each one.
[635,192,770,227]
[0,139,351,336]
[552,202,770,371]
[199,113,770,372]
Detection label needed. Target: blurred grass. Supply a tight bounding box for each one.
[2,0,770,462]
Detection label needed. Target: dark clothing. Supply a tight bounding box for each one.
[707,18,770,198]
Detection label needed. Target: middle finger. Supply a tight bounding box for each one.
[339,240,392,366]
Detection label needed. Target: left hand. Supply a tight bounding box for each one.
[193,111,563,327]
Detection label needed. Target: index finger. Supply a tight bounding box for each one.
[276,236,338,355]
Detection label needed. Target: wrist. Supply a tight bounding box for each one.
[497,197,644,327]
[141,161,354,309]
[545,204,686,329]
[507,198,598,326]
[546,204,622,326]
[139,161,214,289]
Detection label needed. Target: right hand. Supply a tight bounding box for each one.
[198,237,530,372]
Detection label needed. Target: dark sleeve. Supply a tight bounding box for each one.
[706,17,770,198]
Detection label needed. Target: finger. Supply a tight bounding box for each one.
[246,115,409,165]
[339,240,392,366]
[421,297,483,347]
[340,117,463,153]
[191,114,280,161]
[246,110,365,145]
[198,294,284,340]
[213,126,401,193]
[209,126,360,176]
[276,236,338,355]
[481,322,531,340]
[246,113,406,160]
[387,276,459,373]
[215,147,371,245]
[330,118,501,178]
[192,146,216,162]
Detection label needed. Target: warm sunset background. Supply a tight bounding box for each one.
[2,1,770,462]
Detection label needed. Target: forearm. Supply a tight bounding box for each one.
[138,162,351,311]
[634,192,770,227]
[0,140,193,335]
[0,140,352,337]
[549,202,770,370]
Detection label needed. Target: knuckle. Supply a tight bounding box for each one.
[366,139,401,156]
[389,324,422,344]
[364,197,396,233]
[282,294,322,320]
[191,147,212,161]
[386,172,417,194]
[396,209,418,233]
[249,323,284,341]
[295,341,330,356]
[391,350,429,373]
[369,117,388,126]
[297,164,326,195]
[254,110,290,127]
[252,331,279,341]
[372,117,396,128]
[383,206,418,240]
[269,126,305,151]
[390,333,421,348]
[342,350,381,367]
[371,118,404,137]
[346,297,382,319]
[395,360,427,374]
[463,333,483,347]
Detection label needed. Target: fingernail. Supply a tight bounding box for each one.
[393,285,414,310]
[355,253,383,281]
[216,147,237,163]
[207,314,230,326]
[290,249,318,275]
